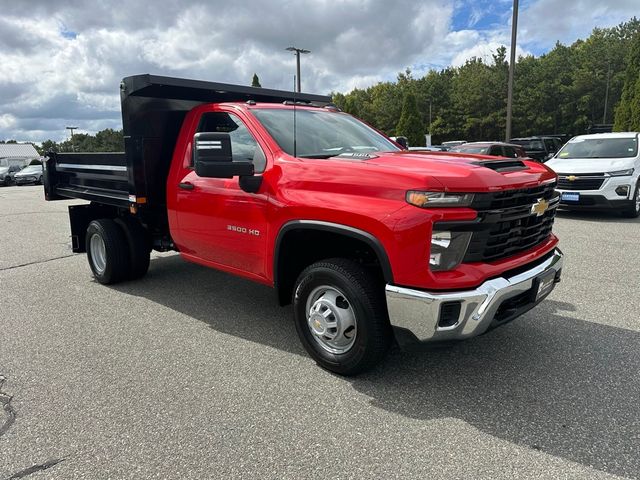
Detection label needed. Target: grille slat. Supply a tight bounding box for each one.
[462,183,558,263]
[557,177,604,190]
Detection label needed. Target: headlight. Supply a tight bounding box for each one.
[608,169,634,176]
[406,191,475,207]
[429,231,472,271]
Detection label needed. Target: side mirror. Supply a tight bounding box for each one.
[193,132,254,178]
[395,136,408,149]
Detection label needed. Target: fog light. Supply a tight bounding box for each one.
[615,185,630,197]
[430,231,472,271]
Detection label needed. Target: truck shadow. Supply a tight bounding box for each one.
[111,255,640,478]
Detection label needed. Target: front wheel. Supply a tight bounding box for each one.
[621,182,640,218]
[293,258,392,375]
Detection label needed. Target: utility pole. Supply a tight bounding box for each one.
[286,46,311,92]
[603,62,611,124]
[505,0,519,142]
[66,126,78,152]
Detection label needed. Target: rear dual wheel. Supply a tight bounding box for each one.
[86,218,150,284]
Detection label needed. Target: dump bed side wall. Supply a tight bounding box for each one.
[44,152,129,206]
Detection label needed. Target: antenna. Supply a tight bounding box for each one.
[293,75,297,158]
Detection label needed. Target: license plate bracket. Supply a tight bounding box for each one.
[561,192,580,202]
[534,270,556,301]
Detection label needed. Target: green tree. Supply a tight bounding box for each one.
[251,73,262,88]
[396,92,424,147]
[95,128,124,151]
[614,32,640,130]
[38,139,60,155]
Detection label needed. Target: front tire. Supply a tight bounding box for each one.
[293,258,392,375]
[622,182,640,218]
[86,219,130,284]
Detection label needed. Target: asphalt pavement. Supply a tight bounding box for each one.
[1,185,639,479]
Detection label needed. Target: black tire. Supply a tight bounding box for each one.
[621,182,640,218]
[86,219,130,284]
[293,258,392,375]
[115,217,151,280]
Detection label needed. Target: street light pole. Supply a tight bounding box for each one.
[286,46,311,92]
[66,126,78,152]
[603,61,611,124]
[505,0,519,142]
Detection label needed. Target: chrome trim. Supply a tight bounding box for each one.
[386,248,563,342]
[57,163,127,172]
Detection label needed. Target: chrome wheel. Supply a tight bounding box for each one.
[305,285,357,354]
[89,233,107,275]
[635,187,640,213]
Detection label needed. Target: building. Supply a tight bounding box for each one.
[0,144,40,167]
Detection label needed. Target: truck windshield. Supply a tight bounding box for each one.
[556,137,638,159]
[251,108,399,158]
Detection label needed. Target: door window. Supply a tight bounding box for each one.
[488,146,503,156]
[502,146,518,158]
[196,112,266,172]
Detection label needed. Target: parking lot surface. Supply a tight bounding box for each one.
[1,185,639,479]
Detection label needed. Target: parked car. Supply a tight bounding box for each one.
[431,145,450,151]
[510,136,559,161]
[44,74,563,375]
[451,142,527,158]
[0,165,23,186]
[14,164,43,185]
[546,132,640,218]
[441,140,467,148]
[408,145,450,152]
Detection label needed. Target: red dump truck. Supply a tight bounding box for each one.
[44,75,563,374]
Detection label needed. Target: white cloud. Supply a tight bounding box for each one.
[0,0,636,142]
[519,0,640,50]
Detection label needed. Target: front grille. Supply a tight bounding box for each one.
[439,182,558,264]
[557,174,605,191]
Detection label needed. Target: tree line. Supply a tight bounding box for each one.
[331,18,640,146]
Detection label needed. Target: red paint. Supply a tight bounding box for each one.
[167,103,559,291]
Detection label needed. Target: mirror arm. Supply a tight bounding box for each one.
[239,175,262,194]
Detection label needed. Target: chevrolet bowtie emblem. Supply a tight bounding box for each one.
[567,175,577,181]
[531,198,549,216]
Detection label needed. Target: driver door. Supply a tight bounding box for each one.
[175,110,269,278]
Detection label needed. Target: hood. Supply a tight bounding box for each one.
[352,151,557,191]
[546,156,635,174]
[285,150,557,199]
[15,169,40,177]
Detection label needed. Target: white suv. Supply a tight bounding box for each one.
[546,132,640,218]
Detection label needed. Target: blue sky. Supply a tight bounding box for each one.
[452,0,514,34]
[0,0,638,142]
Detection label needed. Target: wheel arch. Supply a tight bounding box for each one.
[273,220,393,306]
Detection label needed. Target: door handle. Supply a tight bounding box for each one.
[178,182,194,190]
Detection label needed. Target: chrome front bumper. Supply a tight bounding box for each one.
[386,248,563,342]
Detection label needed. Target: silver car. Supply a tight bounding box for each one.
[13,165,44,185]
[0,165,23,186]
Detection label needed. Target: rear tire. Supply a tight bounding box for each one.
[115,217,151,280]
[86,219,129,284]
[293,258,392,375]
[621,182,640,218]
